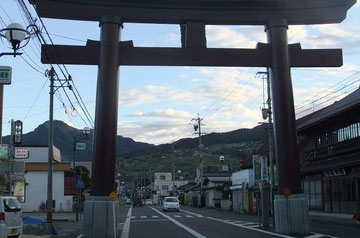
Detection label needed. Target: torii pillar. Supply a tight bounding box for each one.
[30,0,357,236]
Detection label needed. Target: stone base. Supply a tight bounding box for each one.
[83,196,119,238]
[274,194,310,235]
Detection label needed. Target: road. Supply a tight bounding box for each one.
[114,205,359,238]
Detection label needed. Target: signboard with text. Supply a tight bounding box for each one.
[76,143,86,150]
[0,66,12,84]
[14,148,30,159]
[252,155,269,184]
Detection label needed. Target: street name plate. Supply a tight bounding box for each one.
[0,66,12,84]
[76,142,86,150]
[0,144,9,159]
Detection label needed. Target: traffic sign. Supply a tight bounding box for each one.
[75,177,85,189]
[0,66,12,84]
[0,144,9,160]
[14,148,30,159]
[109,192,118,201]
[76,142,86,150]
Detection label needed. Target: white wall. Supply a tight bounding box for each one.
[232,169,254,187]
[22,171,72,212]
[15,146,61,163]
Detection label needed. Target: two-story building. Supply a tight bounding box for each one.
[297,88,360,214]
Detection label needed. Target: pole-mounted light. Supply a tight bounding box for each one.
[0,23,31,57]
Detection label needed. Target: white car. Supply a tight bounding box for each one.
[162,197,180,212]
[0,196,23,238]
[145,199,152,206]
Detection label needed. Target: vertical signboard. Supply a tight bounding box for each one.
[253,155,269,184]
[253,155,262,183]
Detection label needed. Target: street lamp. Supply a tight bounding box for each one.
[73,127,91,222]
[0,23,31,57]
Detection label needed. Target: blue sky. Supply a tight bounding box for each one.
[1,0,360,145]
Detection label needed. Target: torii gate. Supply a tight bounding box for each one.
[30,0,356,236]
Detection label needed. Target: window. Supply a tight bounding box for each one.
[3,197,21,212]
[162,185,169,190]
[303,180,322,208]
[160,175,166,180]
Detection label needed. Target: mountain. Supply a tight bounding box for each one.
[2,120,155,162]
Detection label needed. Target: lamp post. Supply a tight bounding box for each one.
[0,23,31,144]
[73,127,91,222]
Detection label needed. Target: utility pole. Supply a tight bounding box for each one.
[192,114,204,207]
[47,67,55,224]
[257,69,275,225]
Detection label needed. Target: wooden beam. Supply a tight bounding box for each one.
[41,44,342,67]
[30,0,355,25]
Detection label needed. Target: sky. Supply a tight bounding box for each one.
[0,0,360,145]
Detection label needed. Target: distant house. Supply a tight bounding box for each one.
[202,171,232,209]
[14,145,73,212]
[297,88,360,214]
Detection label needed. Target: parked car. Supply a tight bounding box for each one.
[145,199,152,206]
[162,197,180,212]
[0,196,23,238]
[133,197,143,207]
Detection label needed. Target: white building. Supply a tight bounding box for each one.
[231,169,255,213]
[152,172,189,204]
[14,145,73,212]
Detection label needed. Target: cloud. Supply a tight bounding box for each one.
[206,26,258,48]
[129,108,192,119]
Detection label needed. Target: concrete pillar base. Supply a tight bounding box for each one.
[83,196,119,238]
[274,194,310,235]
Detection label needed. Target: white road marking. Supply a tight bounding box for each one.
[180,209,204,218]
[181,209,292,238]
[131,219,170,222]
[304,233,338,238]
[120,206,133,238]
[206,216,294,238]
[151,207,207,238]
[130,216,135,219]
[140,216,147,219]
[152,215,159,218]
[174,215,182,218]
[76,235,83,238]
[240,222,257,226]
[185,215,193,218]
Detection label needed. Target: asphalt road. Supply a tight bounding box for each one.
[116,205,359,238]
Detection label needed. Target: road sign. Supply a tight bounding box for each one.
[76,142,86,151]
[75,177,85,189]
[109,192,118,201]
[14,148,30,159]
[0,144,9,159]
[0,66,12,84]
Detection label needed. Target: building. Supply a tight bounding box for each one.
[14,145,73,212]
[231,169,255,214]
[297,88,360,214]
[152,172,189,204]
[201,171,232,209]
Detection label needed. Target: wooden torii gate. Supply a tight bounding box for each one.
[30,0,356,236]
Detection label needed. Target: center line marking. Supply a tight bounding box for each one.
[151,207,207,238]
